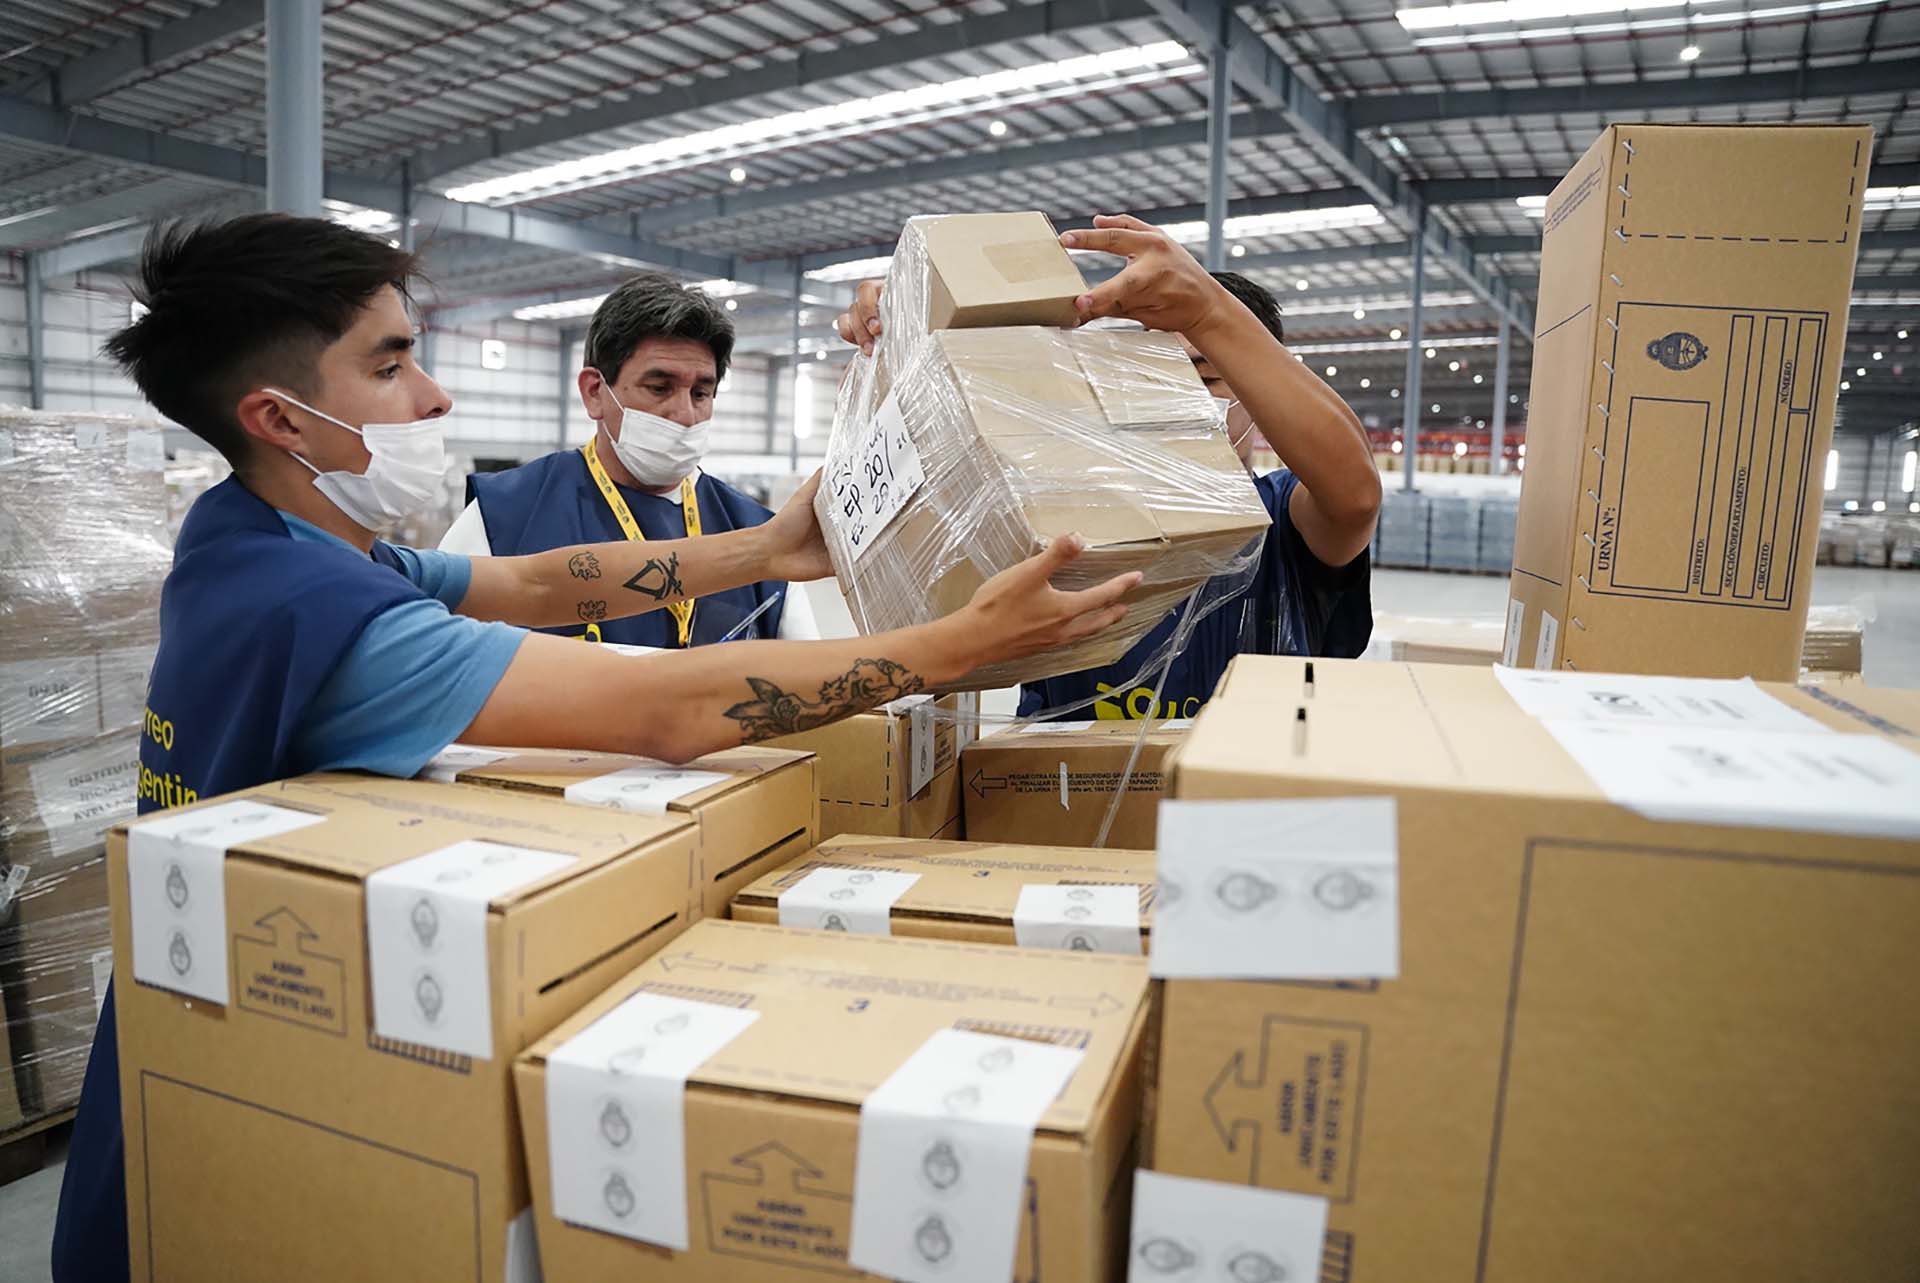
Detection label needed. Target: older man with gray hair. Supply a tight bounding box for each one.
[441,272,818,644]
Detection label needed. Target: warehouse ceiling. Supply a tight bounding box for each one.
[1,0,1915,438]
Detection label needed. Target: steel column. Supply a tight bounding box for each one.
[24,253,46,410]
[1399,212,1426,492]
[789,261,803,471]
[264,0,323,215]
[557,327,579,446]
[1489,308,1511,476]
[1203,31,1232,272]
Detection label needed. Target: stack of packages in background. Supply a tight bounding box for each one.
[162,448,231,541]
[0,409,172,1124]
[817,211,1270,692]
[391,450,476,550]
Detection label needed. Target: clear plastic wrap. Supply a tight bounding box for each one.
[817,217,1270,692]
[1801,598,1873,676]
[1,408,170,1122]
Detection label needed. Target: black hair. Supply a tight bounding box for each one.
[1210,271,1286,344]
[102,213,422,466]
[585,272,736,387]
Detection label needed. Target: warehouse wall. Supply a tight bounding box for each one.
[0,267,835,467]
[1828,431,1920,513]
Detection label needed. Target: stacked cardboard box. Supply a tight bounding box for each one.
[1145,654,1920,1281]
[419,743,819,918]
[110,774,707,1282]
[731,833,1157,949]
[1374,489,1429,567]
[815,212,1269,690]
[1,409,171,1119]
[513,919,1152,1283]
[960,719,1190,850]
[765,693,971,842]
[1505,124,1869,677]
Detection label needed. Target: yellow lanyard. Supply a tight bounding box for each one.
[581,443,700,646]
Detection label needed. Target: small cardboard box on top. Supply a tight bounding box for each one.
[1506,123,1870,678]
[1150,655,1920,1282]
[764,694,969,842]
[730,833,1157,949]
[423,744,817,919]
[961,719,1189,850]
[513,918,1152,1283]
[110,774,704,1283]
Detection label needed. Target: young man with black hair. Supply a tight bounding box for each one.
[51,213,1142,1282]
[834,214,1380,721]
[440,272,819,644]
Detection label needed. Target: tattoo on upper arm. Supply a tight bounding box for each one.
[723,658,925,741]
[622,551,685,601]
[569,551,602,581]
[578,599,608,621]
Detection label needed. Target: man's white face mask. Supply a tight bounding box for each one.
[265,388,448,532]
[600,387,709,489]
[1213,395,1256,454]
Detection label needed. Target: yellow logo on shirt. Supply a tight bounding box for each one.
[1092,683,1203,721]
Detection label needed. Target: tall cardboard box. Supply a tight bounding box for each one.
[1506,124,1870,678]
[0,848,110,1116]
[765,694,968,842]
[422,744,818,919]
[110,774,704,1283]
[514,919,1152,1283]
[962,720,1189,850]
[1150,656,1920,1282]
[730,834,1156,949]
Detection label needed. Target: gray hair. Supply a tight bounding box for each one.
[585,271,736,384]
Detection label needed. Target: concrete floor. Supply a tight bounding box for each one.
[2,564,1915,1283]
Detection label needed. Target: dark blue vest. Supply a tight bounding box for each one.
[53,477,423,1283]
[468,450,788,646]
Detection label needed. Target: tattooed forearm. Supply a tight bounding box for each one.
[622,551,685,601]
[569,551,602,581]
[724,658,926,741]
[577,599,608,621]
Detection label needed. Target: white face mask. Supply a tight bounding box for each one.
[602,388,709,489]
[266,389,448,532]
[1213,395,1255,453]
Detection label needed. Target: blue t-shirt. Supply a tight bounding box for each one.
[1018,470,1372,720]
[278,513,527,776]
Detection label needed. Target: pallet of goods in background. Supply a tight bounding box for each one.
[0,410,173,1171]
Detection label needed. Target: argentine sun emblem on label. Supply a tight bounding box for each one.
[1647,330,1709,370]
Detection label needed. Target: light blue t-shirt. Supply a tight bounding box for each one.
[279,513,526,777]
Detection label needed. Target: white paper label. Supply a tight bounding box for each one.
[1012,884,1142,955]
[26,742,139,858]
[504,1207,543,1283]
[1502,598,1525,666]
[1544,723,1920,841]
[827,389,927,563]
[90,947,113,1017]
[126,428,166,470]
[562,765,730,816]
[97,645,156,731]
[0,654,100,746]
[545,991,760,1250]
[776,866,921,935]
[128,800,327,1004]
[0,864,27,915]
[365,839,578,1058]
[908,698,937,799]
[1019,719,1098,735]
[417,744,512,784]
[1126,1170,1329,1283]
[73,423,109,450]
[599,642,663,657]
[1494,669,1827,734]
[1533,610,1560,669]
[851,1029,1085,1283]
[1151,798,1400,980]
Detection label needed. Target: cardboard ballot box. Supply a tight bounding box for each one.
[764,694,970,843]
[514,918,1151,1283]
[730,834,1156,952]
[1506,124,1870,679]
[1146,656,1920,1283]
[110,774,702,1283]
[961,719,1190,850]
[421,744,817,920]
